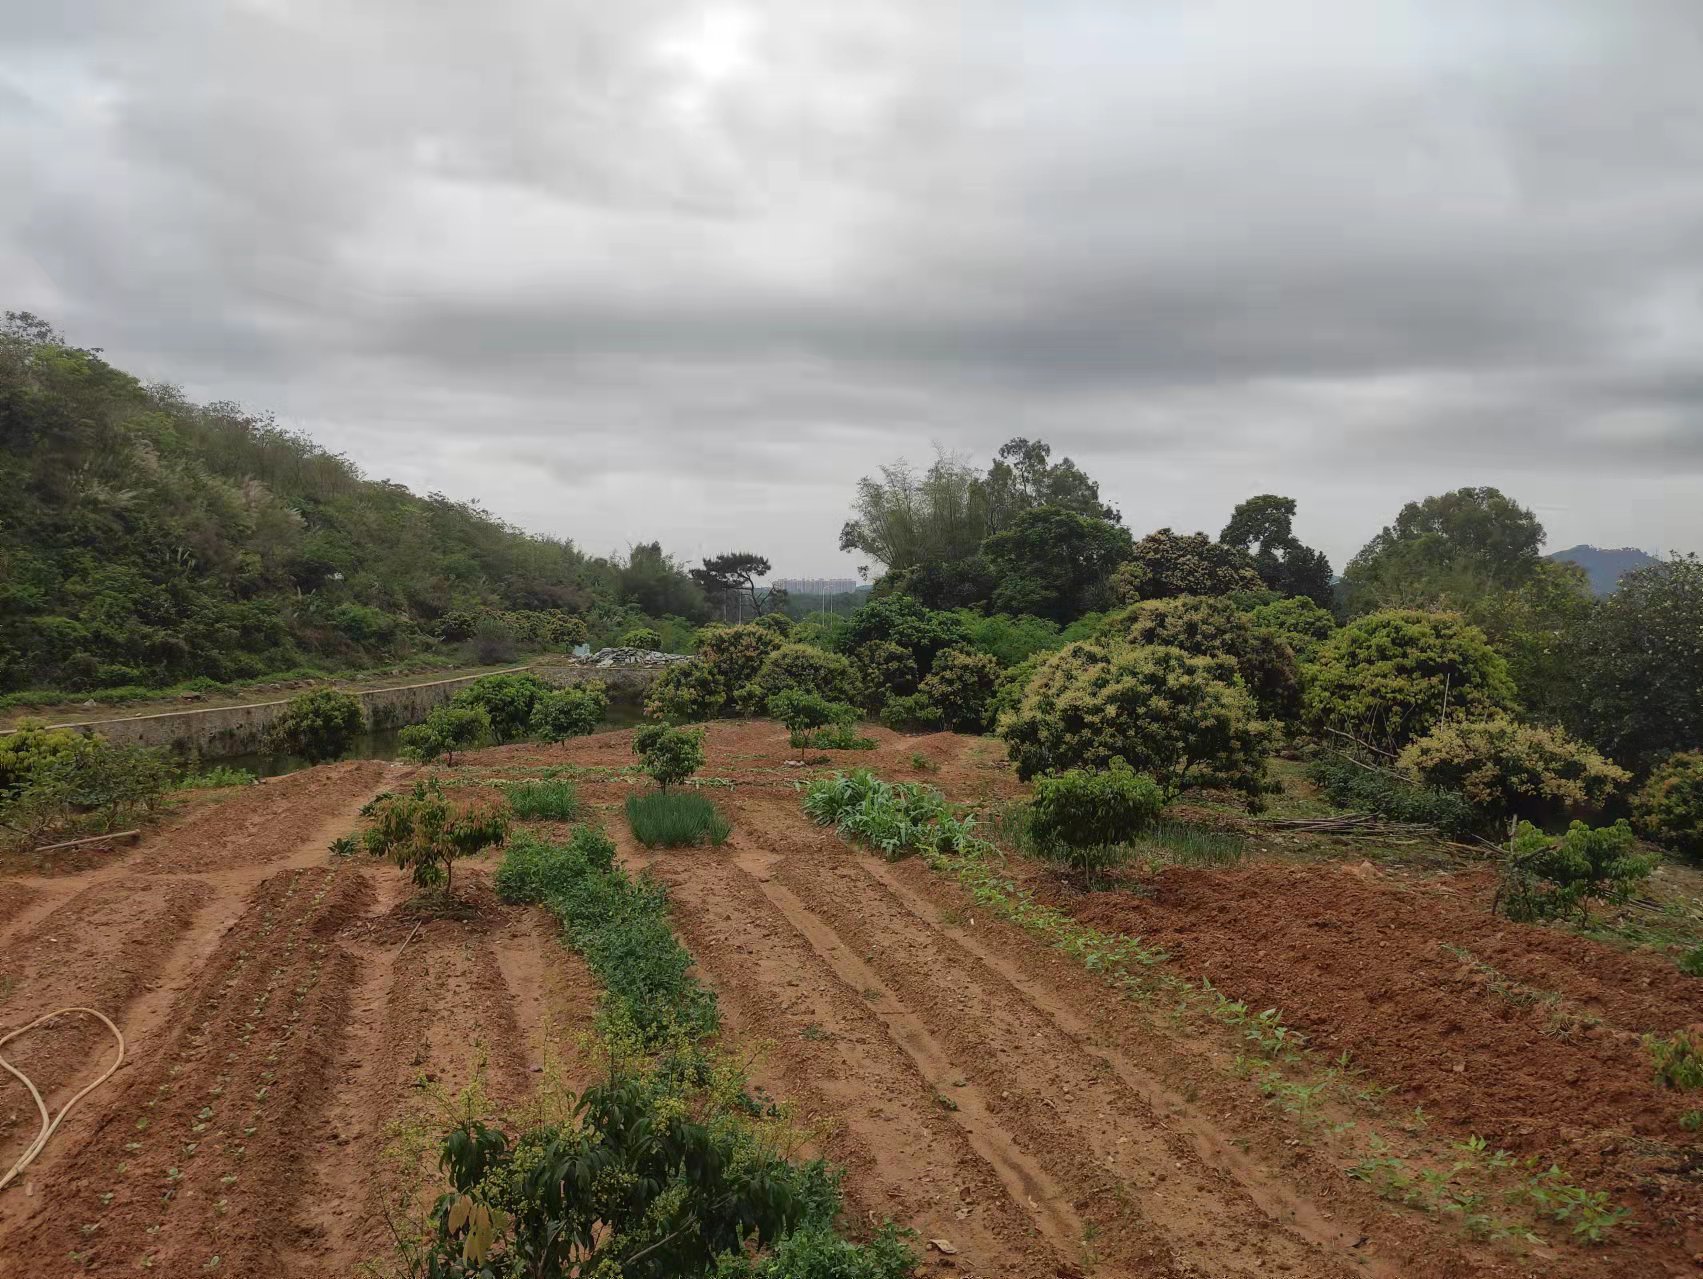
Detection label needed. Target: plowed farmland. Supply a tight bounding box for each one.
[2,726,1698,1278]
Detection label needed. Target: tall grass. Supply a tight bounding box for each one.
[504,779,580,821]
[626,791,731,848]
[1136,820,1246,867]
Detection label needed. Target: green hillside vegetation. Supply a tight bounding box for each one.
[0,312,712,695]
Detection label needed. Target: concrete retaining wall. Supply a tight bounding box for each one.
[13,663,664,757]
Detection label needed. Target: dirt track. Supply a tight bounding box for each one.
[1,726,1696,1277]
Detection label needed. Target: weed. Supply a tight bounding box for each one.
[1679,945,1703,977]
[624,791,731,848]
[502,779,580,821]
[175,766,257,790]
[327,834,357,858]
[1136,820,1246,867]
[909,753,939,773]
[1646,1031,1703,1090]
[1680,1109,1702,1132]
[790,724,876,751]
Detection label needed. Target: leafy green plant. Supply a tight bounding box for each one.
[618,626,662,649]
[267,689,365,763]
[1632,752,1703,861]
[328,834,357,857]
[398,704,492,765]
[917,648,1003,733]
[766,689,854,731]
[1495,820,1656,922]
[878,693,944,733]
[792,723,876,751]
[1137,820,1247,867]
[1679,946,1703,978]
[1109,595,1302,721]
[452,673,552,742]
[908,753,938,773]
[850,640,920,706]
[1398,717,1629,831]
[1306,756,1475,835]
[360,778,510,897]
[633,723,705,791]
[529,683,608,742]
[1000,642,1271,801]
[625,791,731,848]
[645,624,784,721]
[738,643,862,711]
[503,779,580,821]
[1646,1032,1703,1091]
[802,770,954,860]
[174,765,257,790]
[1028,760,1164,882]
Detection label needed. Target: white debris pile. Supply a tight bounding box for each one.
[574,647,694,668]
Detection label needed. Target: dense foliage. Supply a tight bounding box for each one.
[1305,756,1475,836]
[1028,760,1164,878]
[1398,717,1630,832]
[1341,487,1546,616]
[916,648,1004,733]
[530,683,609,742]
[1110,595,1302,721]
[1245,596,1336,661]
[626,790,732,847]
[398,704,492,764]
[1495,820,1655,922]
[0,721,172,845]
[1632,753,1703,860]
[267,689,365,763]
[1219,495,1334,607]
[999,642,1270,800]
[452,672,553,742]
[646,624,785,721]
[980,505,1132,622]
[0,314,715,693]
[1111,529,1262,603]
[739,643,862,711]
[1302,610,1517,750]
[633,723,706,790]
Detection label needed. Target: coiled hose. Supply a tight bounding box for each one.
[0,1007,125,1192]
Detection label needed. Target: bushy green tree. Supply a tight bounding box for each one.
[839,596,968,680]
[0,719,94,795]
[453,672,552,742]
[1000,642,1271,800]
[1110,595,1301,721]
[1111,529,1261,603]
[1495,819,1655,922]
[269,689,366,762]
[362,777,509,897]
[1398,717,1630,832]
[738,643,862,710]
[644,661,727,723]
[850,640,920,706]
[398,704,492,764]
[530,683,609,742]
[633,723,705,790]
[752,611,792,635]
[981,505,1132,623]
[618,626,662,650]
[1341,487,1545,616]
[1463,560,1594,727]
[1028,760,1164,878]
[1632,753,1703,861]
[1303,610,1516,750]
[1573,555,1703,771]
[955,611,1062,667]
[766,689,856,732]
[879,694,945,733]
[1246,595,1336,661]
[1219,494,1333,607]
[917,648,1004,733]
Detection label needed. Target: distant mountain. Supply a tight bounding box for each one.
[1547,545,1658,596]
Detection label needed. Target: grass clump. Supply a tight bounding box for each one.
[174,765,257,790]
[626,790,731,848]
[503,778,581,821]
[1646,1031,1703,1091]
[1138,820,1247,867]
[1679,946,1703,978]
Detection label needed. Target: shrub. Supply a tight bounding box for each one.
[175,765,258,790]
[495,826,617,902]
[752,611,793,635]
[741,643,862,709]
[644,660,725,722]
[1247,596,1337,661]
[504,779,581,821]
[879,693,944,733]
[988,655,1042,725]
[0,719,95,795]
[626,791,731,848]
[1111,595,1302,721]
[361,777,510,897]
[530,683,608,741]
[1306,757,1475,835]
[618,626,662,650]
[3,736,174,841]
[957,611,1063,667]
[1000,642,1271,801]
[695,623,786,690]
[918,648,1004,733]
[851,640,920,704]
[1632,752,1703,860]
[802,770,958,859]
[268,689,365,762]
[839,596,969,681]
[791,723,876,751]
[1029,760,1164,880]
[644,624,783,721]
[1398,717,1630,832]
[1494,819,1656,922]
[398,704,492,764]
[766,689,855,731]
[1646,1032,1703,1091]
[453,672,552,741]
[1303,610,1517,751]
[633,723,705,790]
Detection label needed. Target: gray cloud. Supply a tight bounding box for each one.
[3,0,1701,572]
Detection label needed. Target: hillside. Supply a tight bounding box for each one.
[0,314,706,694]
[1547,544,1658,596]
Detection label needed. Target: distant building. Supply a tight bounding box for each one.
[771,577,863,596]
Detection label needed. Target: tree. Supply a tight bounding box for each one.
[633,723,705,790]
[1000,642,1271,800]
[530,684,609,742]
[693,552,778,620]
[1303,610,1517,751]
[1495,820,1654,923]
[1573,555,1703,771]
[839,450,989,579]
[917,648,1004,733]
[1246,596,1336,661]
[618,542,709,620]
[1028,760,1164,880]
[738,643,862,710]
[398,704,492,764]
[839,596,969,682]
[1632,753,1703,861]
[362,777,509,898]
[268,690,365,763]
[1341,487,1545,616]
[453,672,552,742]
[1398,717,1629,832]
[1112,529,1261,603]
[1110,595,1301,721]
[1462,559,1595,727]
[981,506,1133,623]
[982,437,1120,529]
[1219,494,1334,607]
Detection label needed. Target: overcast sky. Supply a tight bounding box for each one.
[4,1,1700,575]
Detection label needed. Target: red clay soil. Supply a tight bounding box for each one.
[1062,860,1703,1263]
